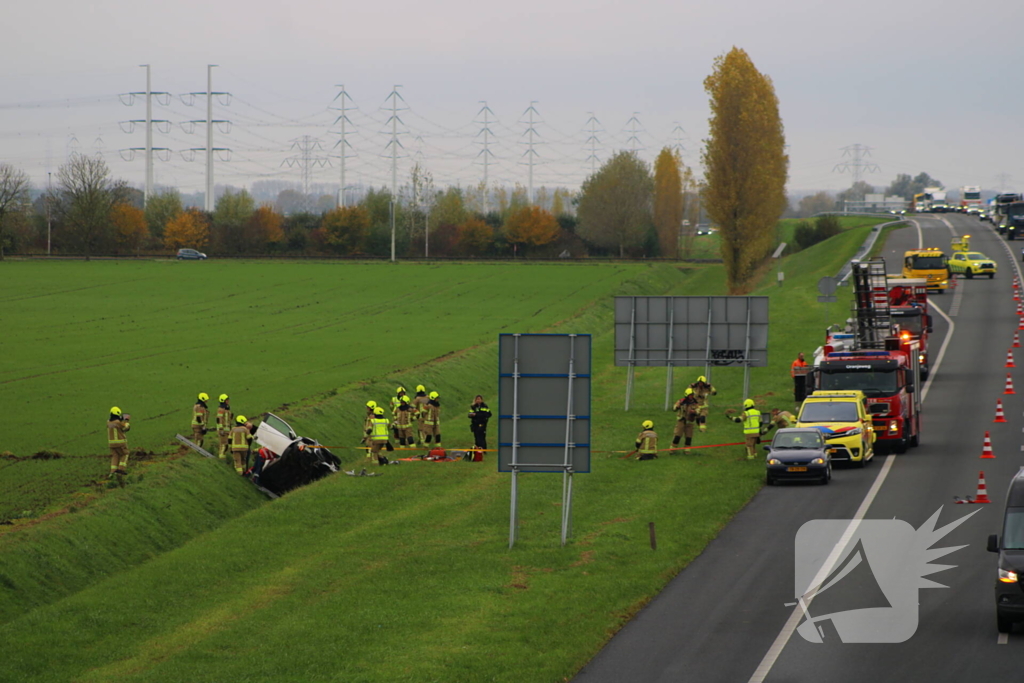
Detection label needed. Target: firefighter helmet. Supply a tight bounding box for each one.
[429,391,439,400]
[416,384,426,392]
[697,376,707,383]
[219,393,229,403]
[366,400,377,409]
[236,415,247,424]
[684,387,694,397]
[198,392,209,402]
[743,399,755,409]
[642,420,654,429]
[110,406,122,417]
[401,395,410,403]
[374,407,385,416]
[396,386,406,394]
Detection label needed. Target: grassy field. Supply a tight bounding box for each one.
[0,224,884,682]
[684,215,893,260]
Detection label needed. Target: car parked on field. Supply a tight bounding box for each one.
[948,251,996,279]
[764,428,832,486]
[176,248,207,260]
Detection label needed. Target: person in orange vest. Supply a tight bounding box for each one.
[216,394,233,458]
[107,406,131,477]
[791,352,809,402]
[229,415,253,475]
[635,420,658,460]
[191,392,210,448]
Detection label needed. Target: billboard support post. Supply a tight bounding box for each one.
[664,304,676,411]
[625,302,636,411]
[743,303,753,400]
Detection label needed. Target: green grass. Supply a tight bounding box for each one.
[0,226,886,682]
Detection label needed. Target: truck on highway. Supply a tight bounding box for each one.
[811,259,923,454]
[902,247,950,293]
[992,193,1023,233]
[960,185,983,212]
[887,277,932,379]
[1002,201,1024,241]
[912,187,948,213]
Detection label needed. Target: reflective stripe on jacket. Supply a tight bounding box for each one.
[742,408,762,435]
[230,426,251,452]
[192,404,208,427]
[423,402,440,427]
[107,419,129,446]
[637,429,657,454]
[395,406,413,428]
[217,407,233,433]
[370,418,390,442]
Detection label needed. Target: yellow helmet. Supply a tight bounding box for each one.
[697,376,707,383]
[198,392,209,402]
[236,415,247,424]
[642,420,654,429]
[366,400,377,409]
[429,391,439,400]
[684,387,694,396]
[110,406,122,416]
[401,395,410,404]
[219,393,229,403]
[743,399,755,409]
[396,386,406,394]
[416,385,426,392]
[374,407,385,416]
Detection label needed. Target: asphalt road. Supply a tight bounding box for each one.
[575,214,1024,682]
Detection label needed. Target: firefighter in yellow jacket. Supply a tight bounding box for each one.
[366,406,394,465]
[107,406,131,477]
[635,420,658,460]
[229,415,253,475]
[216,394,233,458]
[728,399,764,460]
[192,392,210,448]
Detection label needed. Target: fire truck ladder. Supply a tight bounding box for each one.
[851,258,893,349]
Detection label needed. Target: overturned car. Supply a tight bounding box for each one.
[251,413,341,496]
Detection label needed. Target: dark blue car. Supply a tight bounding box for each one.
[765,428,832,486]
[176,248,207,260]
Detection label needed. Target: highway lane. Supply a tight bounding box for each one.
[575,215,1024,682]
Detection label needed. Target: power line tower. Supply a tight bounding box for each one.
[833,144,880,185]
[996,172,1013,192]
[119,65,171,206]
[282,136,330,208]
[474,101,496,212]
[520,101,541,205]
[625,113,644,154]
[669,122,687,154]
[584,112,603,176]
[382,85,408,262]
[181,65,231,212]
[330,85,356,207]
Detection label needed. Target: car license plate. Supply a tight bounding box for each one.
[787,466,808,472]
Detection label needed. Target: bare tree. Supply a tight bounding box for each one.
[52,154,129,260]
[0,163,30,260]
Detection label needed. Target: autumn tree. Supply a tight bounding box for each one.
[322,205,370,254]
[798,191,836,217]
[145,189,183,242]
[653,147,684,258]
[212,188,256,253]
[52,154,131,259]
[110,203,149,255]
[836,181,874,207]
[504,205,559,254]
[702,47,788,292]
[0,163,30,259]
[164,208,210,250]
[576,151,654,256]
[246,206,285,250]
[457,217,493,256]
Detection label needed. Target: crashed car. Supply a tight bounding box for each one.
[251,412,341,496]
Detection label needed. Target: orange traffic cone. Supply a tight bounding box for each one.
[981,431,996,459]
[1018,318,1024,331]
[1007,349,1017,368]
[1014,331,1021,348]
[1006,374,1016,395]
[975,472,992,504]
[995,399,1008,423]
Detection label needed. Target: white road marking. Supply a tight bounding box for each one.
[747,216,956,682]
[999,632,1009,645]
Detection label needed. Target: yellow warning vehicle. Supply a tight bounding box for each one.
[902,247,950,293]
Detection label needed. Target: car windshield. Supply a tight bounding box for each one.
[800,402,860,423]
[892,310,923,335]
[911,255,947,269]
[773,433,821,449]
[1004,508,1024,549]
[819,371,898,397]
[965,253,988,261]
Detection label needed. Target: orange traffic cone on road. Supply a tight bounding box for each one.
[995,399,1008,423]
[981,431,996,459]
[1018,318,1024,331]
[1014,331,1021,348]
[1007,349,1017,368]
[1005,374,1016,395]
[975,472,992,504]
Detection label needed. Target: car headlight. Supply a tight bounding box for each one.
[768,458,782,465]
[810,457,825,465]
[919,354,925,363]
[837,428,862,437]
[1000,568,1019,583]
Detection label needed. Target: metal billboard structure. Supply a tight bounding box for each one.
[499,333,591,548]
[614,296,769,410]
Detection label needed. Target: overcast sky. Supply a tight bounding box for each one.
[4,0,1022,199]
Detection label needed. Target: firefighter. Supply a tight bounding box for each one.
[672,388,699,449]
[791,352,809,402]
[421,391,442,445]
[230,415,253,475]
[390,386,408,439]
[393,395,416,446]
[362,400,378,458]
[192,392,210,448]
[468,395,492,450]
[107,406,131,477]
[728,399,764,460]
[412,385,430,444]
[635,420,658,460]
[768,408,796,432]
[366,406,393,465]
[688,376,716,433]
[216,394,233,459]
